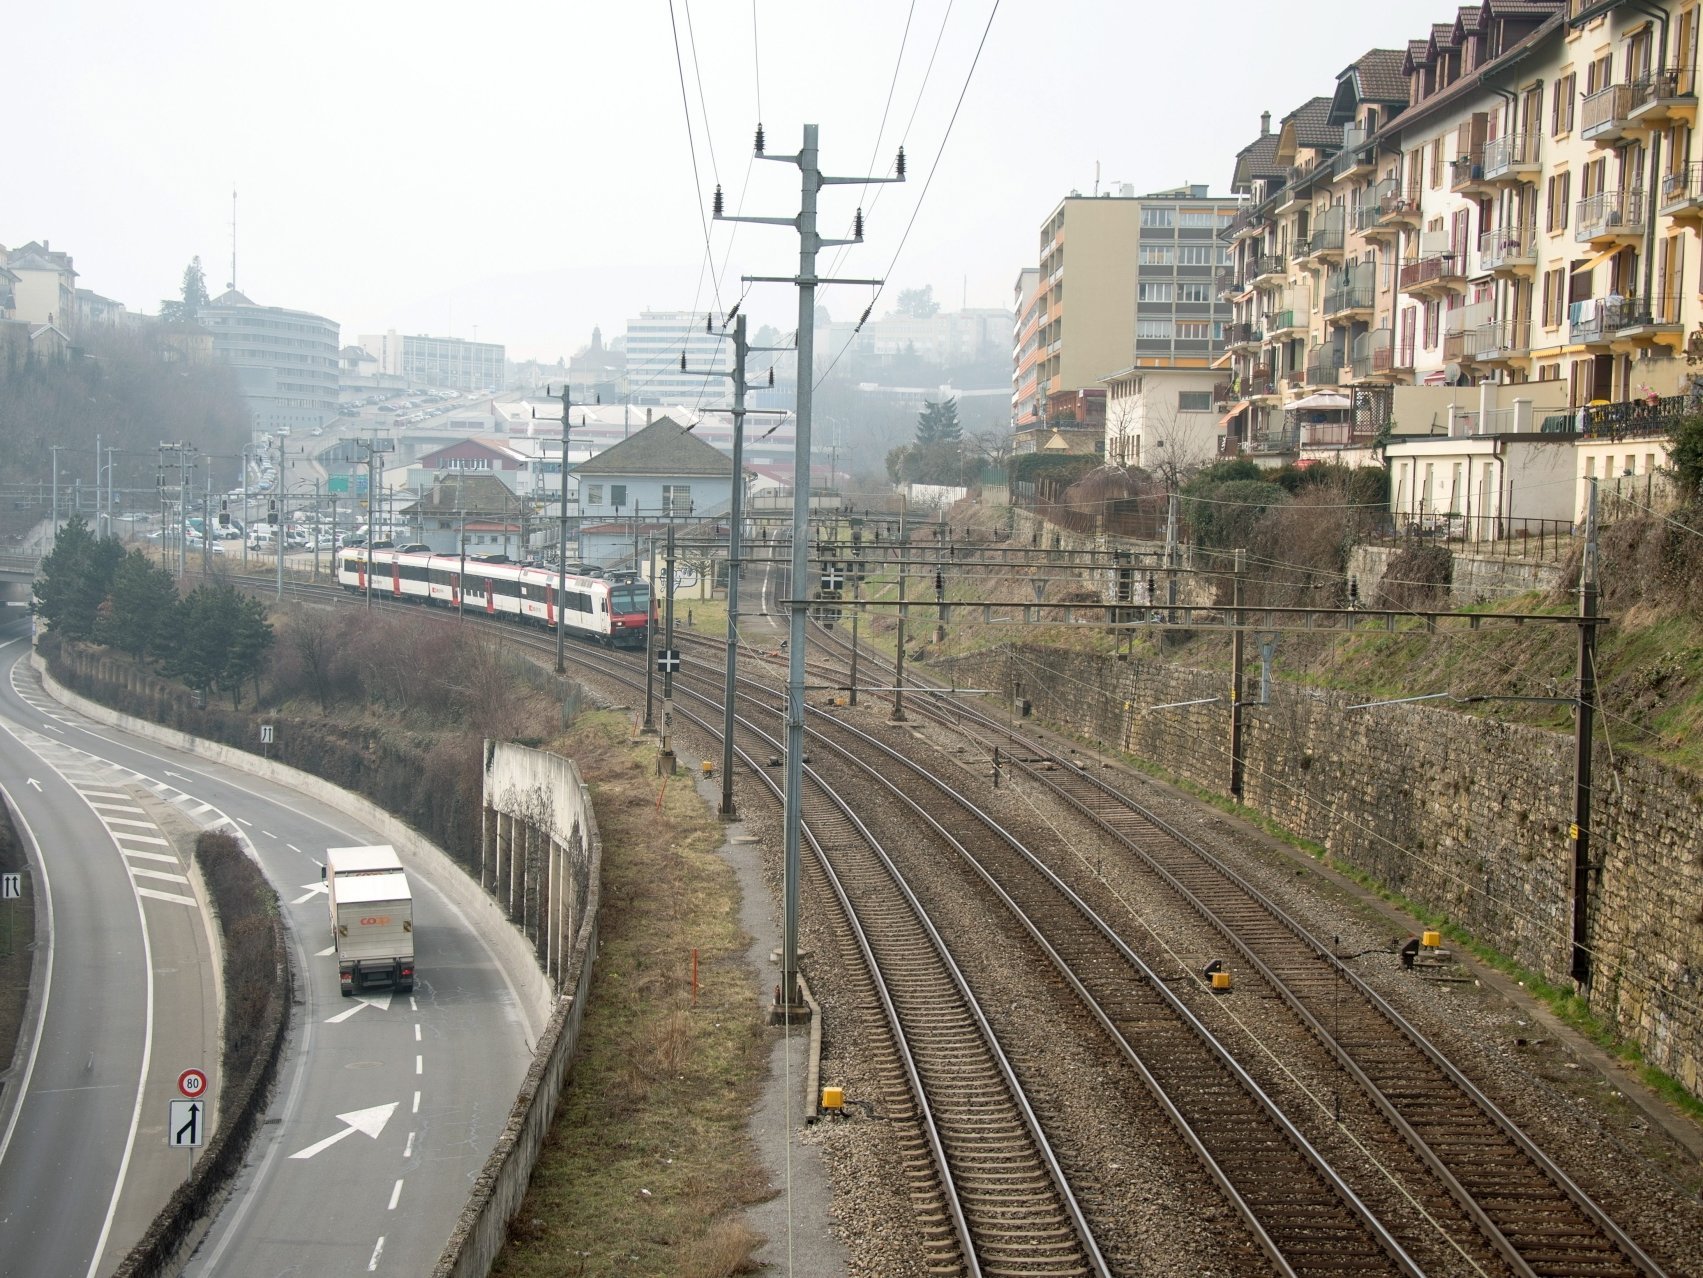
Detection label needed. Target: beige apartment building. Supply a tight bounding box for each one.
[1015,185,1239,451]
[1217,0,1698,513]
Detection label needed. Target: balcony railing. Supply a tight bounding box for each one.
[1225,207,1267,240]
[1630,64,1695,113]
[1352,201,1383,233]
[1226,321,1263,347]
[1252,253,1286,279]
[1377,183,1422,221]
[1324,281,1375,315]
[1449,152,1486,191]
[1660,160,1703,213]
[1581,82,1635,140]
[1247,370,1275,397]
[1371,339,1415,373]
[1478,224,1537,271]
[1399,251,1465,290]
[1575,188,1644,241]
[1482,132,1538,179]
[1577,392,1690,440]
[1303,224,1346,258]
[1304,349,1345,386]
[1299,420,1378,448]
[1263,308,1299,335]
[1568,294,1679,341]
[1476,317,1532,358]
[1443,328,1481,362]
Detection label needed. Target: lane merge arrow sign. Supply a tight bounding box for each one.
[1,873,20,900]
[169,1100,204,1148]
[289,1102,399,1161]
[178,1067,208,1098]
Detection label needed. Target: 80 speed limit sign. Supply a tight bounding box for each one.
[177,1068,208,1098]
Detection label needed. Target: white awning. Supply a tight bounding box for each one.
[1287,392,1352,412]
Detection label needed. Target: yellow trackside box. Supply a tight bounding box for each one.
[821,1086,844,1111]
[1422,930,1443,948]
[1210,971,1232,992]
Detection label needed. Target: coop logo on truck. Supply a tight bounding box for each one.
[360,915,391,926]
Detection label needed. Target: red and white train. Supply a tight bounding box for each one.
[336,547,651,647]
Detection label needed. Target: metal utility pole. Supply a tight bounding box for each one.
[550,383,572,674]
[50,446,62,549]
[661,522,678,771]
[1571,480,1600,987]
[716,123,902,1009]
[682,312,790,817]
[94,433,102,538]
[642,535,658,732]
[893,496,909,722]
[1228,548,1247,801]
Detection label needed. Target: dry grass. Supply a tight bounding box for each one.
[489,712,773,1278]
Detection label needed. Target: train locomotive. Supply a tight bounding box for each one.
[336,547,651,647]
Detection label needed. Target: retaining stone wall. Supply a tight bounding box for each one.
[944,645,1703,1098]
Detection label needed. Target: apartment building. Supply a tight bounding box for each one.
[358,330,506,392]
[1017,184,1238,436]
[199,288,341,435]
[1218,0,1700,501]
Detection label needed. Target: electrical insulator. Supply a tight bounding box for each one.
[706,313,713,333]
[679,350,687,372]
[934,571,944,595]
[858,303,873,327]
[767,368,774,387]
[754,122,765,155]
[895,147,906,179]
[853,208,864,240]
[712,184,724,217]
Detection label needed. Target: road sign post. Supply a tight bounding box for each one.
[170,1098,205,1172]
[2,873,18,956]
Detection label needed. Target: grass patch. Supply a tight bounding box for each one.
[490,713,772,1278]
[0,798,34,1085]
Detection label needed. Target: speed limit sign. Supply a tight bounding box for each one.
[177,1067,208,1098]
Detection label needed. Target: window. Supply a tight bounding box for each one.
[585,484,603,505]
[1423,298,1441,347]
[611,483,627,508]
[1140,245,1175,265]
[1179,209,1217,227]
[1546,170,1571,231]
[661,485,693,515]
[1177,321,1210,340]
[1138,282,1174,302]
[1178,245,1213,265]
[1177,282,1212,303]
[1178,390,1212,411]
[1430,139,1444,188]
[1136,319,1174,340]
[1140,207,1175,228]
[1542,266,1565,327]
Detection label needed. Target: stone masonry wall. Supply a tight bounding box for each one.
[943,645,1703,1098]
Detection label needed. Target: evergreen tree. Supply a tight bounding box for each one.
[160,257,210,324]
[98,550,180,660]
[915,398,962,445]
[224,591,276,708]
[31,515,124,640]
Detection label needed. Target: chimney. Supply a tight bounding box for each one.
[1260,111,1271,135]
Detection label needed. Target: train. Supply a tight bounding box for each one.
[336,546,651,647]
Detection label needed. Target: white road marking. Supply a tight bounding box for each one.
[413,1024,421,1042]
[288,1102,398,1160]
[101,817,157,829]
[387,1180,402,1210]
[367,1237,385,1272]
[287,844,302,854]
[412,1091,420,1114]
[234,817,252,827]
[415,1055,423,1076]
[120,849,180,865]
[290,882,329,905]
[78,791,132,801]
[134,886,198,907]
[111,832,169,846]
[86,802,146,814]
[409,995,417,1013]
[402,1131,415,1159]
[315,945,335,957]
[260,830,276,839]
[188,803,214,816]
[130,868,191,885]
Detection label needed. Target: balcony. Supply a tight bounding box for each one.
[1376,182,1423,228]
[1477,224,1537,275]
[1304,348,1346,387]
[1300,419,1378,448]
[1247,367,1277,398]
[1442,327,1480,364]
[1628,65,1696,125]
[1581,82,1637,144]
[1215,269,1238,300]
[1323,279,1375,323]
[1476,318,1532,362]
[1301,221,1346,266]
[1332,127,1372,181]
[1263,307,1305,341]
[1399,251,1466,296]
[1226,321,1263,351]
[1575,189,1645,244]
[1449,152,1489,195]
[1481,133,1539,183]
[1570,296,1637,344]
[1609,291,1684,342]
[1660,161,1703,219]
[1370,334,1415,376]
[1226,208,1268,241]
[1251,253,1288,286]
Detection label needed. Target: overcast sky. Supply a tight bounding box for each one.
[13,1,1455,364]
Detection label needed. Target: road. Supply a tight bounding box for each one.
[0,622,536,1275]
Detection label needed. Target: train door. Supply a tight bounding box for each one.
[546,584,556,629]
[485,578,496,614]
[391,560,402,597]
[451,570,460,609]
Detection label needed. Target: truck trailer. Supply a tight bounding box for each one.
[324,845,414,996]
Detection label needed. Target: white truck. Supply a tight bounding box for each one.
[324,845,414,997]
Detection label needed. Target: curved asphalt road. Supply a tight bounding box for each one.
[0,623,535,1275]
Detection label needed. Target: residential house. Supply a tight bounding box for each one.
[569,414,740,566]
[4,241,77,331]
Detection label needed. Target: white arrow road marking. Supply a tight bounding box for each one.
[325,992,392,1024]
[289,1102,398,1160]
[315,944,335,957]
[290,881,330,905]
[165,771,188,781]
[26,778,41,791]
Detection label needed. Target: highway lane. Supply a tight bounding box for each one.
[0,628,221,1278]
[0,634,536,1275]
